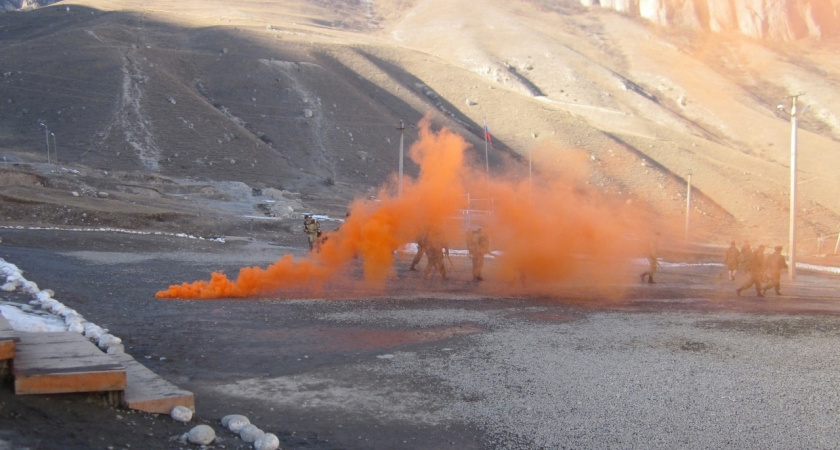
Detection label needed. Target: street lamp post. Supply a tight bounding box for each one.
[528,146,533,201]
[397,120,405,198]
[685,169,692,242]
[483,117,490,190]
[50,132,57,164]
[39,123,50,164]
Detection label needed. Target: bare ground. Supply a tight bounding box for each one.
[1,227,840,449]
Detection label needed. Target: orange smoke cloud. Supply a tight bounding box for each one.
[157,115,469,298]
[157,115,659,299]
[461,146,653,292]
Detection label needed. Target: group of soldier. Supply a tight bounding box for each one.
[725,241,789,297]
[303,214,490,282]
[409,226,490,281]
[306,215,793,294]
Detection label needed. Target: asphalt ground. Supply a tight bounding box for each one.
[1,228,840,449]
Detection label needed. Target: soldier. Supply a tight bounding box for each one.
[303,214,320,252]
[409,231,428,271]
[639,232,660,284]
[737,244,766,297]
[465,227,490,281]
[423,228,448,281]
[762,246,788,296]
[724,241,740,280]
[739,242,753,274]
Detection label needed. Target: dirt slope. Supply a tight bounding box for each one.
[1,0,839,253]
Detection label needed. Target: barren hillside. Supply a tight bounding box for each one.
[1,0,839,254]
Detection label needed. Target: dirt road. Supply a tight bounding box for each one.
[1,228,840,449]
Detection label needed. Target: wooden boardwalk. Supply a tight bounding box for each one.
[0,311,194,414]
[13,331,127,395]
[112,352,195,414]
[0,313,19,361]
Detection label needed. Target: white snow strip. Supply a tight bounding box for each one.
[647,259,840,275]
[0,304,65,332]
[0,225,224,242]
[0,258,124,353]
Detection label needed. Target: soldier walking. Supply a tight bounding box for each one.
[409,231,428,272]
[303,215,320,252]
[724,241,740,280]
[465,227,490,281]
[762,246,788,296]
[737,244,766,297]
[423,228,448,281]
[739,242,753,274]
[639,232,661,284]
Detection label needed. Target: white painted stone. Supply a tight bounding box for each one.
[170,405,193,423]
[239,423,264,443]
[187,424,215,445]
[223,414,250,433]
[254,432,281,450]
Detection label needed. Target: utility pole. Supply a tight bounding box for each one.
[39,123,50,164]
[685,169,692,242]
[483,117,490,190]
[781,94,805,280]
[397,120,405,198]
[528,146,533,201]
[835,228,840,254]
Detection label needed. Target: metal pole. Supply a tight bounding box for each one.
[50,132,57,164]
[397,120,405,198]
[40,123,50,164]
[685,170,692,242]
[789,95,800,280]
[483,118,490,188]
[466,192,471,229]
[529,147,533,201]
[835,230,840,254]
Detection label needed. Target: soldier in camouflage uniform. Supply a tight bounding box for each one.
[303,215,320,252]
[737,244,766,297]
[423,228,448,281]
[724,241,740,281]
[639,232,661,284]
[409,231,428,272]
[762,246,788,296]
[465,227,490,281]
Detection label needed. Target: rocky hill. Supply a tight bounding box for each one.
[586,0,840,40]
[1,0,839,254]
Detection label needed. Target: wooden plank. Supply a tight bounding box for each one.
[13,331,126,395]
[15,332,83,345]
[111,353,195,414]
[0,313,18,361]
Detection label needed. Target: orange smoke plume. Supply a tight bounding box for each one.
[156,116,469,298]
[461,147,654,293]
[156,115,660,299]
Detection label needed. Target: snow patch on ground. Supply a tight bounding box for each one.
[0,303,65,332]
[0,225,225,242]
[0,258,124,353]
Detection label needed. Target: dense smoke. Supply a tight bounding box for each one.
[156,116,660,299]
